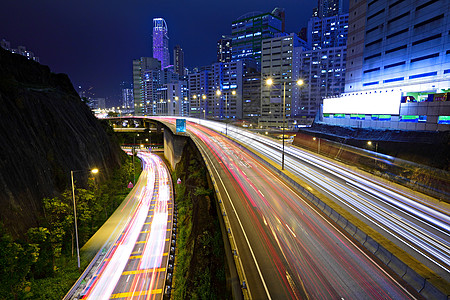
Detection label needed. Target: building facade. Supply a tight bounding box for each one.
[133,57,161,115]
[173,45,184,76]
[231,10,283,67]
[217,36,232,63]
[188,61,244,119]
[299,46,347,123]
[308,14,349,50]
[322,0,450,131]
[260,33,303,128]
[313,0,344,18]
[1,39,39,62]
[153,18,170,69]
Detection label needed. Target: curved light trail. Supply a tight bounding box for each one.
[191,118,450,283]
[80,152,172,300]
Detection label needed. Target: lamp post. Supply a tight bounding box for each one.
[202,94,206,119]
[266,78,303,170]
[71,168,99,269]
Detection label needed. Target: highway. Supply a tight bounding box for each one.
[158,117,419,299]
[80,151,173,300]
[195,119,450,284]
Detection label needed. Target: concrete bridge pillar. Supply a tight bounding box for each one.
[164,128,188,170]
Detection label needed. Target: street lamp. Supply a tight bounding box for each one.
[266,78,304,170]
[202,94,206,119]
[71,168,99,269]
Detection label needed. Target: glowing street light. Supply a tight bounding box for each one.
[266,78,304,170]
[71,168,99,269]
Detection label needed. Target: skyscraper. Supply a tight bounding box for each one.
[231,9,283,68]
[153,18,169,69]
[217,36,232,63]
[173,45,184,76]
[313,0,343,18]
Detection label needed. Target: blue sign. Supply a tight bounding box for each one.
[176,119,186,133]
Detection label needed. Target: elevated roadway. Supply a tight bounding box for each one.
[157,117,419,299]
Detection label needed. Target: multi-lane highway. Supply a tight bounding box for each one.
[157,117,419,299]
[194,119,450,284]
[79,151,173,300]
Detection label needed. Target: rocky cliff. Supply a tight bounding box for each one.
[0,47,123,237]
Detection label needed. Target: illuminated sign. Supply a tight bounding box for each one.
[400,115,419,122]
[372,114,391,121]
[323,90,401,115]
[176,119,186,133]
[438,116,450,124]
[350,114,365,120]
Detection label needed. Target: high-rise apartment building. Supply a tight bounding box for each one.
[322,0,450,131]
[298,46,346,123]
[188,61,244,119]
[242,71,261,122]
[1,39,39,62]
[260,33,304,128]
[153,18,170,69]
[217,36,232,63]
[231,9,283,67]
[156,82,189,116]
[173,45,184,76]
[308,14,349,50]
[313,0,343,18]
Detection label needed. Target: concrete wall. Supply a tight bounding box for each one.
[163,125,188,170]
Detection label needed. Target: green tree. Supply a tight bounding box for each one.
[0,224,38,298]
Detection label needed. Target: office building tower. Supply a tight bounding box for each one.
[260,33,304,128]
[133,57,161,115]
[153,18,170,69]
[313,0,343,18]
[322,0,450,131]
[217,36,232,63]
[173,45,184,76]
[231,9,283,68]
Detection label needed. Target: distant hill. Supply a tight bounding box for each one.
[0,47,123,237]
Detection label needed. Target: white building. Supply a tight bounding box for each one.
[322,0,450,131]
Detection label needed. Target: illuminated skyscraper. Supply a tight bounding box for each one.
[173,45,184,76]
[153,18,169,69]
[313,0,343,18]
[231,9,283,68]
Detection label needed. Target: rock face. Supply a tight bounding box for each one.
[0,47,123,237]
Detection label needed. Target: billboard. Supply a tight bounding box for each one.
[323,90,402,115]
[176,119,186,133]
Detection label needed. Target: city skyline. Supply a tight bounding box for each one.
[0,1,335,103]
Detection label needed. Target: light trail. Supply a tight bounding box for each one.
[192,118,450,282]
[80,152,171,300]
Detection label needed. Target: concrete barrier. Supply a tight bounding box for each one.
[363,236,379,254]
[387,256,408,277]
[373,245,392,265]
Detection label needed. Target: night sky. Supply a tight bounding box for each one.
[1,0,341,106]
